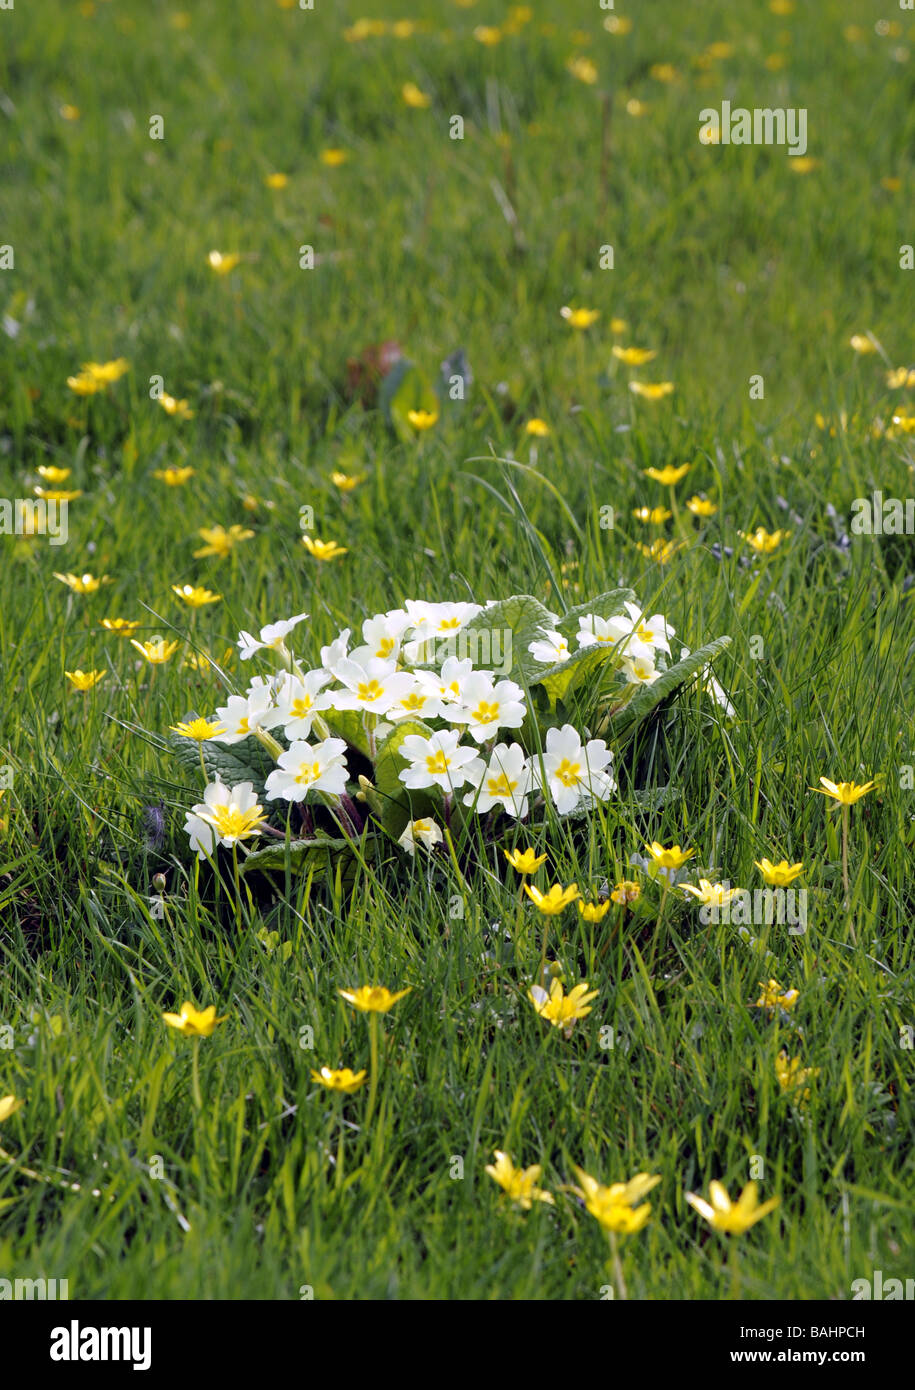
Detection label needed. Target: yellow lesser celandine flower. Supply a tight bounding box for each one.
[153,466,195,485]
[60,103,80,121]
[523,882,579,914]
[613,345,657,365]
[566,56,598,84]
[739,526,790,554]
[330,470,365,491]
[643,463,690,485]
[681,879,743,908]
[34,487,81,501]
[320,148,349,167]
[755,857,804,886]
[645,841,695,870]
[775,1050,819,1104]
[0,1095,24,1124]
[811,777,876,805]
[610,880,641,905]
[37,465,72,484]
[755,979,800,1011]
[880,177,902,193]
[604,15,633,34]
[610,317,628,333]
[392,19,417,38]
[265,172,288,188]
[402,81,431,108]
[636,539,682,564]
[406,407,439,431]
[528,977,598,1030]
[789,157,819,174]
[571,1167,661,1234]
[504,846,547,873]
[100,617,140,636]
[338,985,412,1013]
[159,393,194,419]
[849,334,877,354]
[485,1151,554,1209]
[169,717,226,741]
[579,899,611,923]
[685,1180,780,1235]
[194,524,254,558]
[130,637,181,664]
[302,534,348,561]
[525,418,551,436]
[207,250,242,275]
[560,305,599,329]
[67,372,99,395]
[53,571,110,594]
[84,358,129,384]
[65,668,106,692]
[630,380,674,400]
[474,25,502,45]
[172,583,222,608]
[162,1002,228,1038]
[650,63,679,83]
[686,494,718,517]
[886,366,915,389]
[633,505,672,524]
[311,1066,368,1094]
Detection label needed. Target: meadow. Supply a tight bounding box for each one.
[0,0,913,1301]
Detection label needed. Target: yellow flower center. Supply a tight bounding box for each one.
[290,696,312,717]
[438,617,461,631]
[486,773,517,798]
[208,805,263,838]
[555,758,581,788]
[294,760,323,785]
[356,679,384,702]
[471,700,500,725]
[376,638,394,657]
[425,751,451,775]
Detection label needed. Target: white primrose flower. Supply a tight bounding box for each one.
[532,723,616,815]
[528,629,571,664]
[402,600,483,663]
[384,684,445,723]
[320,628,351,672]
[349,610,412,666]
[264,738,349,802]
[237,613,308,661]
[270,669,335,739]
[462,742,532,818]
[446,672,526,743]
[398,817,444,855]
[604,601,675,658]
[413,656,475,706]
[184,780,266,858]
[324,656,416,714]
[214,687,277,743]
[398,729,484,793]
[621,654,662,686]
[576,613,628,651]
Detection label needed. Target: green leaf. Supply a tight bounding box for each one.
[168,726,275,787]
[373,719,438,836]
[240,834,353,876]
[461,594,557,687]
[533,644,616,709]
[321,707,370,757]
[605,636,733,738]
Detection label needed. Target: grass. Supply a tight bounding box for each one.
[0,0,913,1300]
